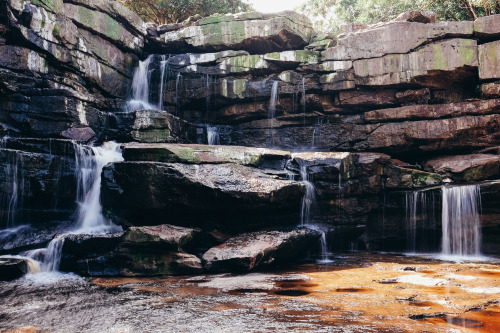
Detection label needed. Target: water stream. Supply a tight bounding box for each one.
[126,55,155,111]
[268,81,279,146]
[441,184,482,258]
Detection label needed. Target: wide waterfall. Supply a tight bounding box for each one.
[207,126,220,145]
[441,185,482,258]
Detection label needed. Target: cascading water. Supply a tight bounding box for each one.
[74,141,124,233]
[157,55,168,111]
[298,164,331,262]
[175,72,183,114]
[405,190,437,253]
[126,55,155,111]
[441,185,482,258]
[268,81,279,146]
[26,142,124,273]
[207,126,220,145]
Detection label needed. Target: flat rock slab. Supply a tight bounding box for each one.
[202,228,321,272]
[479,41,500,80]
[474,14,500,40]
[122,224,201,251]
[122,143,291,170]
[425,154,500,182]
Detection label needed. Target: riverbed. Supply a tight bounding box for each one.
[1,253,499,332]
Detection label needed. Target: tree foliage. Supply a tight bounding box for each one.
[120,0,253,25]
[296,0,500,32]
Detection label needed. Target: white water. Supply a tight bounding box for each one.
[74,141,124,233]
[175,72,183,114]
[300,165,316,226]
[268,81,279,120]
[207,126,220,145]
[1,151,24,228]
[41,235,65,272]
[157,55,168,110]
[126,55,155,112]
[441,185,482,258]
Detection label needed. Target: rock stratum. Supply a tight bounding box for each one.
[1,2,500,277]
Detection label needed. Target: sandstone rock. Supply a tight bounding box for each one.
[78,249,203,276]
[264,50,319,65]
[0,257,29,280]
[101,162,305,229]
[482,82,500,98]
[324,21,473,61]
[291,152,352,180]
[474,14,500,40]
[130,110,198,143]
[424,154,500,182]
[61,233,123,259]
[160,11,314,53]
[320,71,355,91]
[339,89,397,106]
[353,39,478,88]
[479,41,500,80]
[122,224,201,251]
[61,127,96,142]
[364,99,500,123]
[393,10,437,23]
[122,143,291,169]
[202,228,321,272]
[384,165,442,188]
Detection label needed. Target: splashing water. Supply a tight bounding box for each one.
[207,126,220,145]
[441,185,482,258]
[300,165,316,226]
[74,141,124,233]
[126,55,155,111]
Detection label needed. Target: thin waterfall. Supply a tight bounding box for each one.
[441,185,482,257]
[299,165,316,226]
[157,55,168,110]
[301,77,306,125]
[268,81,279,146]
[41,235,65,272]
[126,55,155,111]
[311,129,316,148]
[1,151,24,228]
[207,126,220,145]
[175,72,183,115]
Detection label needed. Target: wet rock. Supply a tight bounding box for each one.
[353,39,477,88]
[159,11,314,53]
[424,154,500,182]
[474,14,500,40]
[130,110,198,143]
[339,89,397,106]
[122,143,291,169]
[384,165,442,188]
[61,127,96,142]
[324,21,473,61]
[122,224,201,252]
[202,228,321,272]
[0,257,29,280]
[479,41,500,80]
[61,233,123,259]
[101,162,305,229]
[79,249,203,276]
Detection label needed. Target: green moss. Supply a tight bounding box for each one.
[171,147,200,163]
[31,0,63,14]
[433,44,447,70]
[411,170,442,187]
[52,24,60,37]
[233,79,247,99]
[104,15,121,41]
[458,40,475,65]
[132,129,171,143]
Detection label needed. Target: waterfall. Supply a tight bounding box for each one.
[404,190,438,253]
[311,129,316,149]
[157,55,168,111]
[207,126,220,145]
[268,81,279,146]
[441,185,482,257]
[74,141,124,233]
[41,235,65,272]
[126,55,155,112]
[1,151,24,228]
[301,77,306,125]
[175,72,183,114]
[299,165,316,226]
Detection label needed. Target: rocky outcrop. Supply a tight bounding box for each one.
[424,154,500,182]
[202,228,321,272]
[0,256,30,280]
[152,11,314,53]
[122,224,201,251]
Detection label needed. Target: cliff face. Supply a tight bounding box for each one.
[1,3,500,273]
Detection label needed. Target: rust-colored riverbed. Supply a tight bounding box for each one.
[1,254,499,332]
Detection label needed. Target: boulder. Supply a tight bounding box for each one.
[122,143,291,170]
[202,228,321,272]
[130,110,198,143]
[0,257,30,281]
[424,154,500,182]
[159,11,314,53]
[482,82,500,98]
[122,224,201,251]
[393,10,437,23]
[479,41,500,80]
[60,233,123,259]
[474,14,500,40]
[61,127,96,142]
[364,99,500,123]
[353,38,478,88]
[77,249,203,276]
[323,21,473,61]
[101,162,305,229]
